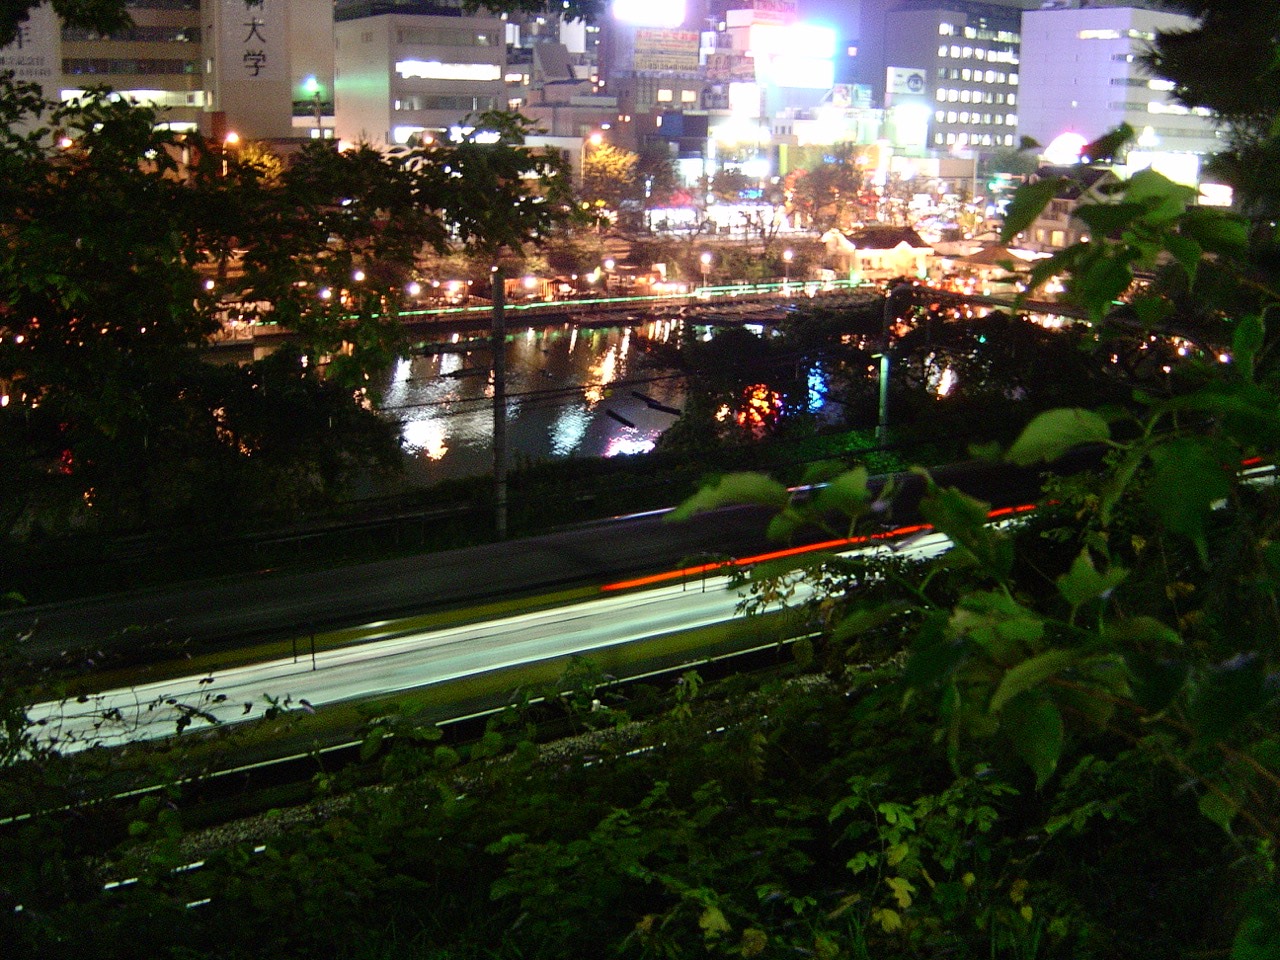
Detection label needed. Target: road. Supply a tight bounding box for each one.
[0,457,1059,666]
[27,532,955,753]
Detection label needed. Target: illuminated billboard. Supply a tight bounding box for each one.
[748,23,836,58]
[634,28,700,71]
[767,55,834,89]
[612,0,686,28]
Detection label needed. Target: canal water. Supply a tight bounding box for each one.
[377,319,692,487]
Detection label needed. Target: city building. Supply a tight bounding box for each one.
[1018,3,1222,183]
[878,0,1026,157]
[333,0,506,145]
[0,0,335,142]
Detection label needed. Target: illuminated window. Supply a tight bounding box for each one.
[946,89,958,102]
[657,88,673,101]
[996,92,1005,104]
[962,46,972,58]
[396,60,502,81]
[936,109,945,121]
[939,44,948,56]
[994,114,1003,124]
[961,68,971,81]
[1010,73,1018,85]
[935,133,945,144]
[946,132,956,144]
[681,89,697,103]
[1008,92,1016,105]
[939,22,954,36]
[946,110,957,122]
[959,110,969,122]
[1006,113,1017,124]
[1050,230,1066,246]
[1078,29,1121,40]
[950,45,960,57]
[984,69,995,83]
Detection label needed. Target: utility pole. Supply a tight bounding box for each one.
[303,75,324,139]
[491,264,508,539]
[878,283,915,445]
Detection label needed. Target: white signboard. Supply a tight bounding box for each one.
[886,67,927,98]
[0,3,57,86]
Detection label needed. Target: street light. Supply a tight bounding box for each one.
[700,251,712,290]
[783,249,793,291]
[303,75,325,139]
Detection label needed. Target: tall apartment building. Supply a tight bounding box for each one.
[0,0,334,141]
[879,1,1025,156]
[1018,4,1222,175]
[852,0,1037,107]
[58,0,204,131]
[333,0,506,145]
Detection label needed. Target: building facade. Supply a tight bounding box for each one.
[1018,4,1222,177]
[334,3,506,145]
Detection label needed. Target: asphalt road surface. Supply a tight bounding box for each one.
[0,458,1066,666]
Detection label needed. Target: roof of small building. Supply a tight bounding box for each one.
[841,225,929,250]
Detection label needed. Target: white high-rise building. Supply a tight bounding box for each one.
[1019,5,1222,178]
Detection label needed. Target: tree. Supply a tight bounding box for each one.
[0,82,568,539]
[785,144,873,231]
[580,141,638,217]
[670,147,1280,955]
[1143,0,1280,227]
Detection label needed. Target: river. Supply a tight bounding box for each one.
[378,319,691,487]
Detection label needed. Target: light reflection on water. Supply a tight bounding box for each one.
[376,320,836,486]
[377,323,686,485]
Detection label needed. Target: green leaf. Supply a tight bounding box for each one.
[1145,439,1232,564]
[1056,550,1128,610]
[1081,123,1134,162]
[359,726,386,761]
[1006,408,1111,466]
[1232,884,1280,960]
[1164,234,1203,283]
[1187,655,1272,743]
[1233,315,1266,378]
[902,632,968,691]
[1001,692,1064,788]
[699,905,732,937]
[808,466,872,520]
[990,649,1079,714]
[1079,254,1136,320]
[1123,167,1196,222]
[1199,788,1237,833]
[919,486,1013,580]
[1124,651,1190,714]
[1181,207,1249,255]
[832,602,913,643]
[1073,201,1146,236]
[667,472,790,523]
[1001,177,1072,243]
